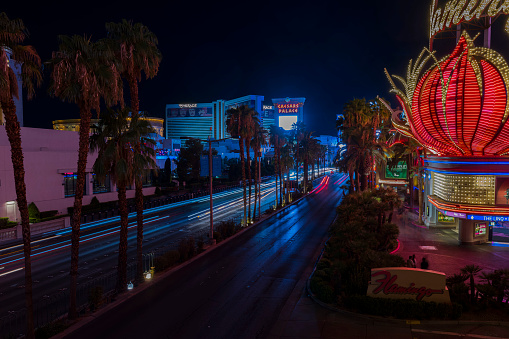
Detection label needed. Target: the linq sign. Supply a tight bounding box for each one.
[366,268,450,303]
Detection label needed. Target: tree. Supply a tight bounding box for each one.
[244,110,259,223]
[90,108,156,293]
[252,124,268,219]
[176,138,203,183]
[48,34,123,319]
[291,122,305,192]
[105,19,162,282]
[460,264,483,304]
[269,125,286,206]
[0,12,42,338]
[226,105,254,225]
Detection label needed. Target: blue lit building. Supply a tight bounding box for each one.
[272,97,306,131]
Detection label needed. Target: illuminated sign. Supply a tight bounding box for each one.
[179,104,198,108]
[467,214,509,222]
[430,0,509,39]
[167,107,211,117]
[275,103,299,114]
[367,268,450,303]
[475,222,487,236]
[263,105,273,110]
[385,161,407,179]
[441,210,466,219]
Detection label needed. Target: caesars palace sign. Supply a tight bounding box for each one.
[430,0,509,38]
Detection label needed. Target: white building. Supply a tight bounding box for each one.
[0,126,155,222]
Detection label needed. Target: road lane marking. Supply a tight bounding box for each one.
[0,267,24,277]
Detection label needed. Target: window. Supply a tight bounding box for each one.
[93,174,111,194]
[64,173,78,197]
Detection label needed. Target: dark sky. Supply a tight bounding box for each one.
[5,0,508,136]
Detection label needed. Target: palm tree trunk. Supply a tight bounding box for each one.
[1,98,34,338]
[258,152,262,219]
[69,103,92,320]
[303,156,308,194]
[239,138,247,225]
[246,139,252,223]
[117,183,129,293]
[128,78,145,283]
[253,150,258,220]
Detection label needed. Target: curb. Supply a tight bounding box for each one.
[52,180,315,338]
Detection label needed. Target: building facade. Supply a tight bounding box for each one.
[0,126,155,222]
[272,97,305,130]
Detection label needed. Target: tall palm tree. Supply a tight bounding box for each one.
[0,13,42,338]
[270,125,286,206]
[244,111,259,223]
[48,34,123,319]
[105,19,162,281]
[252,124,268,219]
[291,122,305,192]
[90,108,156,293]
[280,144,294,204]
[226,105,254,225]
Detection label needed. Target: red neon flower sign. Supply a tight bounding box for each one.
[390,34,509,156]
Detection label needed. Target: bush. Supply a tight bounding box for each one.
[310,276,336,304]
[155,187,162,196]
[89,196,100,206]
[34,320,69,339]
[40,210,58,219]
[28,202,40,220]
[343,295,462,320]
[215,219,240,241]
[154,250,180,272]
[0,218,17,229]
[178,237,196,262]
[88,286,103,312]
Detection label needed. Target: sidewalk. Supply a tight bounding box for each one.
[269,209,509,339]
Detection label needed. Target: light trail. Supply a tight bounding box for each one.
[0,267,23,277]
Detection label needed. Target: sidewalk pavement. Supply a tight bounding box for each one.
[268,209,509,339]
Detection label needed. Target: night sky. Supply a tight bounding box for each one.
[4,0,509,136]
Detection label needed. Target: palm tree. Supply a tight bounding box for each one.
[280,144,294,204]
[291,122,305,192]
[270,125,286,206]
[105,19,162,281]
[48,34,123,319]
[460,264,483,304]
[0,12,42,338]
[244,111,259,223]
[226,105,254,225]
[90,108,156,293]
[252,125,268,219]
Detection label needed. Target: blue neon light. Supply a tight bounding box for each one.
[425,160,509,165]
[426,168,509,175]
[467,215,509,222]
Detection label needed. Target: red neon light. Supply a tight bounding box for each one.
[398,36,509,156]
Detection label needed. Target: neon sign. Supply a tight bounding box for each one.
[430,0,509,39]
[178,104,197,108]
[263,105,273,110]
[276,103,299,114]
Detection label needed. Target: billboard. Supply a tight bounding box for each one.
[495,177,509,205]
[167,106,212,118]
[279,116,297,130]
[385,161,407,179]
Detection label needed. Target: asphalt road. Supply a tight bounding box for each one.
[0,180,282,325]
[60,172,346,339]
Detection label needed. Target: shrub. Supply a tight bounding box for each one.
[89,196,100,206]
[154,250,180,271]
[215,219,240,240]
[0,218,18,229]
[28,202,40,220]
[40,210,58,219]
[343,295,462,320]
[178,237,197,262]
[88,286,103,312]
[155,187,162,196]
[310,276,336,304]
[34,320,69,339]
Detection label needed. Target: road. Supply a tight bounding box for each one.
[60,172,345,339]
[0,181,282,326]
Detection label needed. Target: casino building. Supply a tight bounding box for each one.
[165,95,306,142]
[385,32,509,244]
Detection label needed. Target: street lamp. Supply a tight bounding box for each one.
[181,136,232,245]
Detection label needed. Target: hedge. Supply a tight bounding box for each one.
[343,295,462,320]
